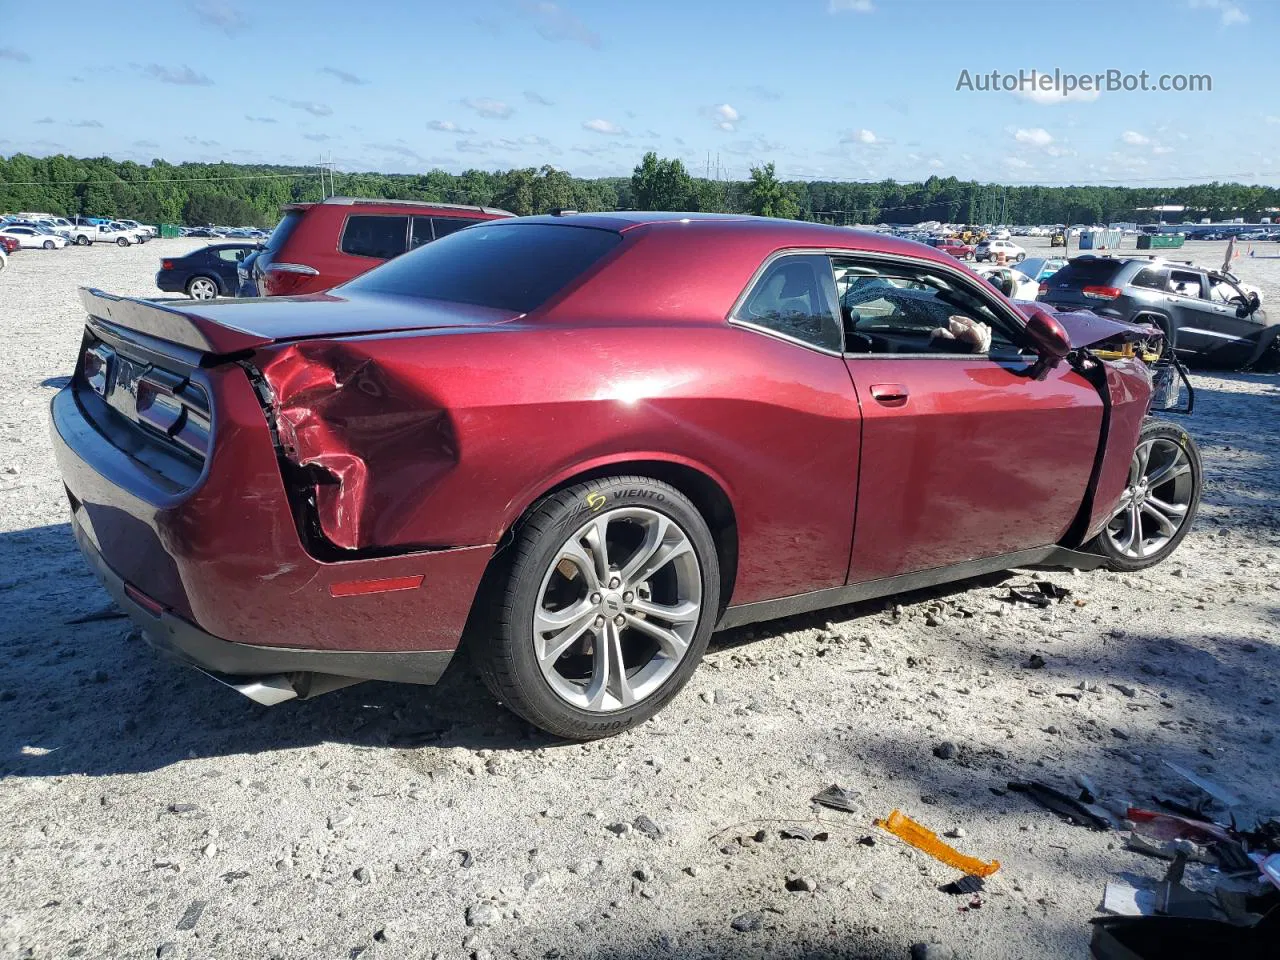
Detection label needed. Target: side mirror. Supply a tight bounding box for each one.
[1023,306,1072,367]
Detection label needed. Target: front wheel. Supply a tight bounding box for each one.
[43,240,55,250]
[116,237,130,247]
[476,476,721,740]
[76,235,89,246]
[1088,419,1201,571]
[1015,253,1026,263]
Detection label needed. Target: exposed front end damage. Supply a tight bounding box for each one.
[1041,306,1185,544]
[252,341,461,555]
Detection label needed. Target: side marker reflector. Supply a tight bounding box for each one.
[124,582,165,617]
[329,574,424,598]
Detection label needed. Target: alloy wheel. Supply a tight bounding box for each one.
[533,507,702,712]
[189,278,218,300]
[1104,437,1194,560]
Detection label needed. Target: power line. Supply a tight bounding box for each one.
[0,171,319,187]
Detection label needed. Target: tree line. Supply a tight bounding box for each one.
[2,151,1278,228]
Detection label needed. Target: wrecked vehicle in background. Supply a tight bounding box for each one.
[50,214,1202,739]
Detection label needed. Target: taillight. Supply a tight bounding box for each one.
[161,259,174,270]
[262,262,319,297]
[1082,285,1122,300]
[1038,282,1049,297]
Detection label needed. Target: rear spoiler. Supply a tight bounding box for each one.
[79,288,273,355]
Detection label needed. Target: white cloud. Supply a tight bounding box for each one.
[428,120,475,134]
[524,90,554,106]
[928,158,944,169]
[1188,0,1248,26]
[462,97,513,119]
[582,118,625,135]
[828,0,874,12]
[1012,86,1100,105]
[519,0,601,48]
[1014,127,1054,147]
[1003,156,1031,169]
[1121,130,1150,145]
[1153,145,1175,155]
[703,103,742,132]
[840,128,877,144]
[189,0,248,36]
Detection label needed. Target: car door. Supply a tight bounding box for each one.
[835,253,1104,584]
[1163,268,1247,362]
[214,247,246,292]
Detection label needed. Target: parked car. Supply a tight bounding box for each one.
[1037,255,1279,370]
[156,242,259,300]
[251,196,512,296]
[236,247,261,297]
[974,238,1026,263]
[50,213,1201,739]
[116,219,156,238]
[0,235,19,255]
[924,236,974,260]
[1007,256,1068,299]
[0,225,68,249]
[0,246,6,272]
[66,222,112,245]
[107,221,149,244]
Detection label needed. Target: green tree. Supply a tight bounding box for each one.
[746,163,800,220]
[630,152,694,210]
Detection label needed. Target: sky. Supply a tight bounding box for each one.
[2,0,1278,186]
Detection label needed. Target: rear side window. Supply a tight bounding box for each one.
[344,223,621,313]
[1131,268,1167,289]
[432,217,475,239]
[734,254,842,352]
[1048,259,1125,288]
[341,215,409,259]
[263,210,303,254]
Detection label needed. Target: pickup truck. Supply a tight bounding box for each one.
[67,223,148,246]
[925,236,974,260]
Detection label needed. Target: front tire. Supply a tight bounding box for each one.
[43,239,55,250]
[476,476,721,740]
[1088,419,1201,571]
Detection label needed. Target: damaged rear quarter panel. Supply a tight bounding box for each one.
[256,338,460,551]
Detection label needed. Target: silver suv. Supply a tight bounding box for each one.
[1038,255,1279,370]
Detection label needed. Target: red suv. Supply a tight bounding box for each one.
[251,197,512,296]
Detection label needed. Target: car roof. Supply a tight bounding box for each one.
[484,212,960,261]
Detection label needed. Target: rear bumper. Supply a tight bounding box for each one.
[75,521,454,685]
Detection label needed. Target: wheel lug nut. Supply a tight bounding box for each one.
[594,615,605,627]
[608,577,621,589]
[613,614,626,627]
[622,591,634,603]
[590,592,601,604]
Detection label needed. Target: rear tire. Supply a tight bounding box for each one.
[43,239,55,250]
[187,276,219,300]
[76,235,89,246]
[116,237,130,247]
[1087,419,1201,572]
[475,476,721,740]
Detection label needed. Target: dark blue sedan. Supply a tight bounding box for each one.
[156,242,258,300]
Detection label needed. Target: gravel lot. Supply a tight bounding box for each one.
[1,237,1278,960]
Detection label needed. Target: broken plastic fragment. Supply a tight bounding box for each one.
[812,784,861,813]
[873,810,1000,878]
[1162,760,1243,809]
[1008,780,1112,831]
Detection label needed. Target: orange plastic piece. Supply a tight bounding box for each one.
[874,809,1000,878]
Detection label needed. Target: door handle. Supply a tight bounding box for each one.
[870,383,909,406]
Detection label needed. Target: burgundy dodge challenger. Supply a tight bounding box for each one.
[50,213,1202,739]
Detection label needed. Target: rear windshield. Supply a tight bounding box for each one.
[344,223,621,313]
[263,209,304,254]
[1048,259,1126,288]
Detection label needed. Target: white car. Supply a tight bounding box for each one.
[0,247,7,272]
[974,238,1026,263]
[116,219,156,238]
[0,226,69,250]
[106,221,149,245]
